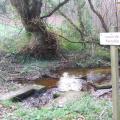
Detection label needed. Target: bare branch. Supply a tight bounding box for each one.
[115,0,118,30]
[87,0,109,32]
[75,0,86,34]
[59,11,83,35]
[41,0,70,19]
[57,33,99,45]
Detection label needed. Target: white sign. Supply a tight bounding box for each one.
[100,32,120,45]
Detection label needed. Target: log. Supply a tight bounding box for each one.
[0,85,46,101]
[86,81,112,90]
[95,84,112,90]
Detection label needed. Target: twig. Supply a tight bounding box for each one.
[58,33,99,44]
[87,0,109,32]
[99,108,107,120]
[41,0,70,19]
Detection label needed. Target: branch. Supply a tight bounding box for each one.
[87,0,109,32]
[75,0,87,35]
[59,11,86,42]
[41,0,70,19]
[58,33,99,45]
[58,34,84,43]
[115,0,118,30]
[49,1,86,41]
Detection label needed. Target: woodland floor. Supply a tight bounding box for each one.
[0,51,112,120]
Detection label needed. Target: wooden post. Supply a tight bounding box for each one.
[111,26,120,120]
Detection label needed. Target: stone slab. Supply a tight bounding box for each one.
[0,84,45,101]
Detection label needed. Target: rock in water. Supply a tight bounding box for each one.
[44,91,84,108]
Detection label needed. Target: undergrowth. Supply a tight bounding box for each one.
[0,22,110,63]
[1,94,112,120]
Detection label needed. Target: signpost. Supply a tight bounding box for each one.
[100,27,120,120]
[100,32,120,45]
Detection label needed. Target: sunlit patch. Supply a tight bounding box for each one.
[58,72,83,91]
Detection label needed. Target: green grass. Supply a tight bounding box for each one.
[0,23,31,53]
[2,94,112,120]
[19,60,57,75]
[96,48,110,60]
[0,100,13,108]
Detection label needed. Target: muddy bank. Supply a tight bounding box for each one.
[0,52,113,109]
[0,52,111,93]
[0,52,111,83]
[16,67,112,108]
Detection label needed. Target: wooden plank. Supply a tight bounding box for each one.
[0,85,46,101]
[111,46,120,120]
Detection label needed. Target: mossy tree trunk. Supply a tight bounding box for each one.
[10,0,58,59]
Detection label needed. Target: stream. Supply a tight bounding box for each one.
[20,67,112,108]
[33,67,111,89]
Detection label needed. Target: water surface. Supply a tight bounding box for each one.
[34,67,111,89]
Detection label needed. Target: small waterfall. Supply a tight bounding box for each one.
[58,72,83,91]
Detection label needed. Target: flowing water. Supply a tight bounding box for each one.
[33,67,111,90]
[21,67,112,107]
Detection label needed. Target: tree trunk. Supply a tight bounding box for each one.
[10,0,58,59]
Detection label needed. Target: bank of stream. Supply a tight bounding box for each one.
[15,67,112,108]
[0,53,113,109]
[18,67,111,88]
